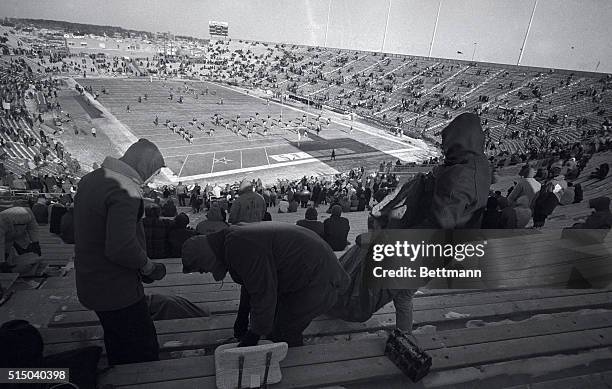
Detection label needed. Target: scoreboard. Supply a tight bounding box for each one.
[209,21,229,37]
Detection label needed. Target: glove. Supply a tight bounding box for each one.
[233,313,249,339]
[141,262,166,284]
[238,330,260,348]
[28,242,42,257]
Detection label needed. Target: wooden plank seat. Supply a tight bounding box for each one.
[40,290,612,357]
[96,310,612,388]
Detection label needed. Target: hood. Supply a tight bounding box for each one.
[119,139,165,183]
[589,196,610,211]
[441,113,485,165]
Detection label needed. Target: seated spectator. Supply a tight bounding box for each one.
[560,182,576,205]
[262,211,272,221]
[31,195,49,225]
[324,205,350,251]
[569,197,612,229]
[161,199,177,217]
[143,205,171,259]
[168,213,198,257]
[590,163,610,180]
[507,166,541,207]
[287,198,299,213]
[533,180,563,228]
[513,196,533,228]
[59,205,75,244]
[481,197,500,229]
[573,183,584,203]
[296,207,324,237]
[497,197,516,228]
[196,205,229,235]
[277,198,289,213]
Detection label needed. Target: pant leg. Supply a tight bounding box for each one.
[391,289,414,333]
[95,297,159,365]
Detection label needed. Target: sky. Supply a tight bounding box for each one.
[0,0,610,73]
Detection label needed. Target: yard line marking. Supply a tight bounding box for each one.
[210,152,216,174]
[240,150,243,169]
[264,147,270,165]
[178,154,189,177]
[162,142,287,158]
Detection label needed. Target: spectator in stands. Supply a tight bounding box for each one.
[12,175,27,191]
[296,207,324,237]
[168,213,198,258]
[277,197,289,213]
[287,197,299,213]
[161,199,177,217]
[262,211,272,221]
[73,139,167,365]
[196,205,229,235]
[176,181,187,206]
[59,204,75,244]
[181,222,350,347]
[425,113,491,228]
[507,166,541,207]
[228,180,266,224]
[560,182,576,205]
[31,194,48,225]
[481,196,500,229]
[590,163,610,180]
[324,205,350,251]
[513,196,533,228]
[143,205,171,259]
[569,197,612,229]
[0,206,42,273]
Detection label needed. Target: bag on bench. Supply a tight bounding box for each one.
[215,342,288,389]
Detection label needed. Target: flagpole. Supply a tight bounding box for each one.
[381,0,392,52]
[429,0,442,57]
[517,0,538,66]
[324,0,332,48]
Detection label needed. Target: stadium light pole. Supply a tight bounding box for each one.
[324,0,332,48]
[471,42,477,61]
[429,0,442,57]
[517,0,539,66]
[381,0,392,53]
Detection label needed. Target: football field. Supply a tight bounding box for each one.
[73,78,435,183]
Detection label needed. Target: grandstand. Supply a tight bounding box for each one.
[0,11,611,389]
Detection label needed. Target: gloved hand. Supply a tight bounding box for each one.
[233,313,249,339]
[28,242,42,257]
[238,330,260,348]
[141,261,166,284]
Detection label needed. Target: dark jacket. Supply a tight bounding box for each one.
[196,206,229,235]
[323,215,350,251]
[74,139,165,311]
[59,207,75,244]
[207,222,350,336]
[143,211,171,259]
[228,190,266,224]
[168,227,198,257]
[428,113,491,228]
[296,219,325,237]
[161,201,177,217]
[31,202,48,225]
